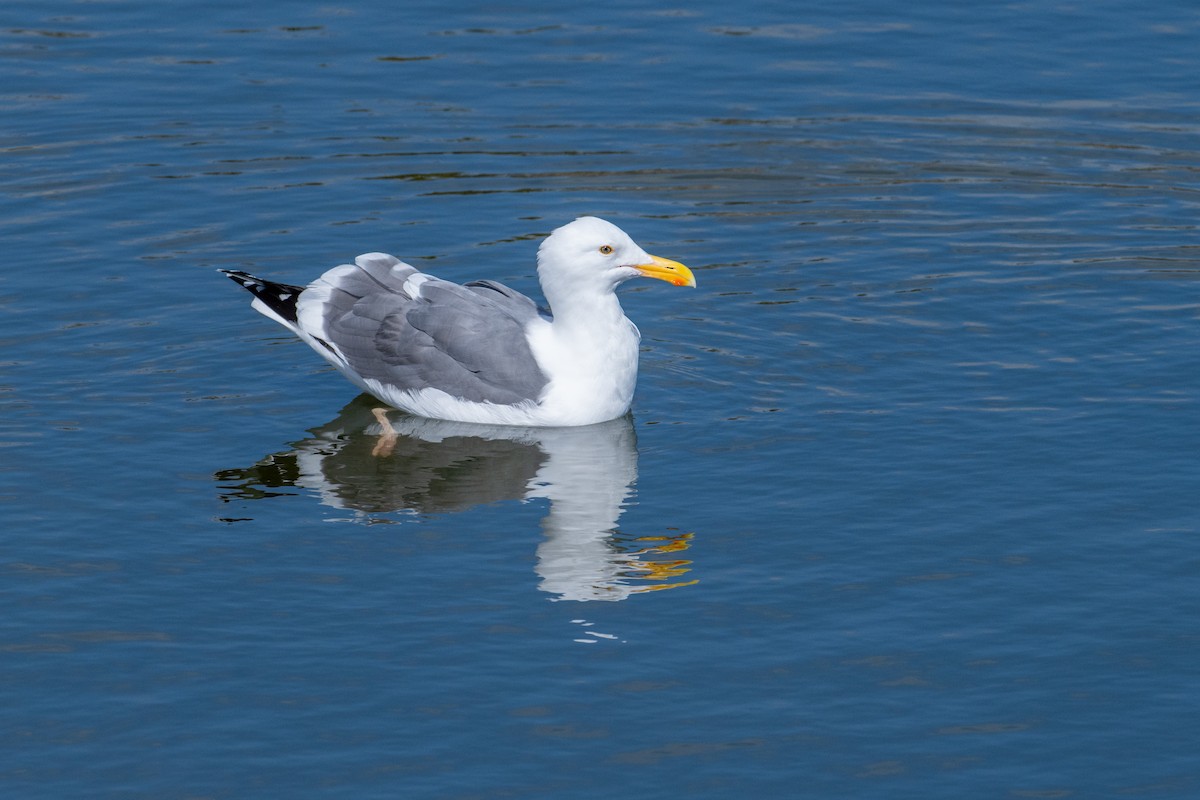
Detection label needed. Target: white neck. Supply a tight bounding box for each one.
[547,284,625,334]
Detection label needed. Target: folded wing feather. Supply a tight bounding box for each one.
[304,254,550,406]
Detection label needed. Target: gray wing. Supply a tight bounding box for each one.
[300,253,549,405]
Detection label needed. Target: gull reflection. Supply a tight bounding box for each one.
[216,396,696,601]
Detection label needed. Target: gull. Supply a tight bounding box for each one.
[221,216,695,426]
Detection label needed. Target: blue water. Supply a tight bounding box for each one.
[3,1,1198,797]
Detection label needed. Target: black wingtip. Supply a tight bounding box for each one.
[219,268,255,284]
[220,269,306,324]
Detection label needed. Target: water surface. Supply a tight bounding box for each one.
[2,1,1198,798]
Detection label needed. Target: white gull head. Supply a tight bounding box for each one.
[536,216,694,304]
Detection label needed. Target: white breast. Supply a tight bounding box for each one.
[525,315,641,426]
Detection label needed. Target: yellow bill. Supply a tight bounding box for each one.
[635,255,696,288]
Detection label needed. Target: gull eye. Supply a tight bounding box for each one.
[599,245,614,255]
